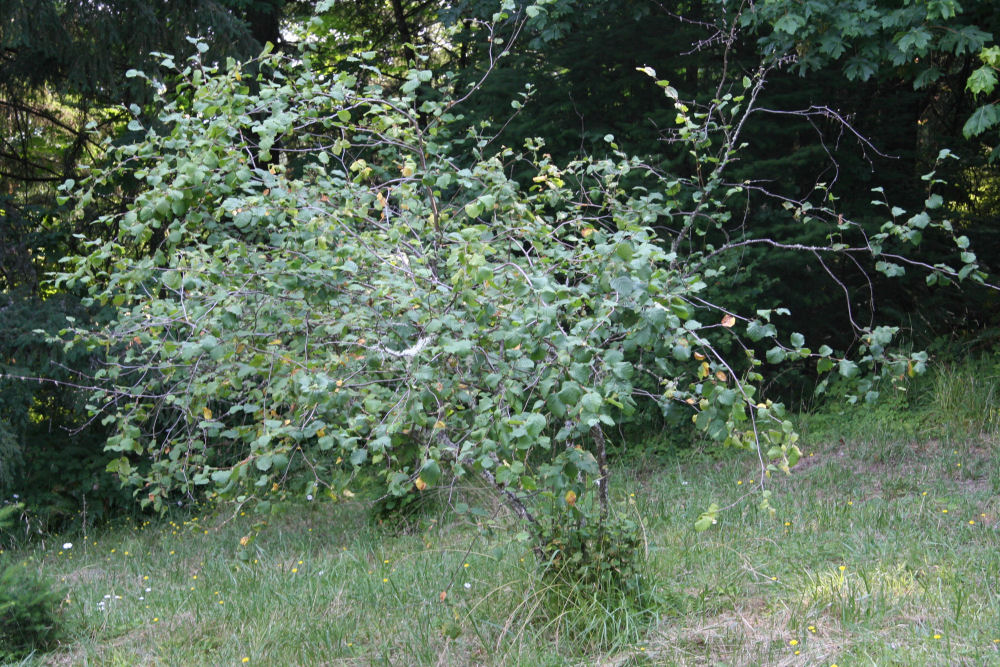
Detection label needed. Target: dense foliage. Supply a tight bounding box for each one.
[0,504,66,660]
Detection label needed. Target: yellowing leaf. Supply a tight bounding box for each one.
[433,420,446,429]
[699,361,710,378]
[715,371,728,382]
[693,351,706,360]
[401,164,414,177]
[721,314,736,328]
[581,227,595,238]
[203,407,213,421]
[415,477,427,491]
[439,591,447,602]
[342,489,355,498]
[565,490,577,506]
[316,428,326,438]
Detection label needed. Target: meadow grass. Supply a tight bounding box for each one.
[4,398,1000,665]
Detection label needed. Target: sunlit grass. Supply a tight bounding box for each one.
[5,421,1000,665]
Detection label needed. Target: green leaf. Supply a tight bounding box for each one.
[897,27,932,54]
[838,359,859,378]
[580,392,603,413]
[716,388,737,406]
[523,413,547,438]
[464,201,483,219]
[967,66,998,96]
[773,13,805,35]
[210,470,231,484]
[963,104,1000,138]
[747,320,776,342]
[614,242,634,261]
[420,459,442,486]
[557,382,582,405]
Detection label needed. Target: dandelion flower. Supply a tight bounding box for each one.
[839,565,846,571]
[242,659,250,664]
[789,639,798,646]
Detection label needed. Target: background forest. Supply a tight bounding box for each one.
[1,0,999,663]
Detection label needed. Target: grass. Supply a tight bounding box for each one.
[4,367,1000,665]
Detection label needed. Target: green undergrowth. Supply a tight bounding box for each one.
[800,350,1000,445]
[4,389,1000,664]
